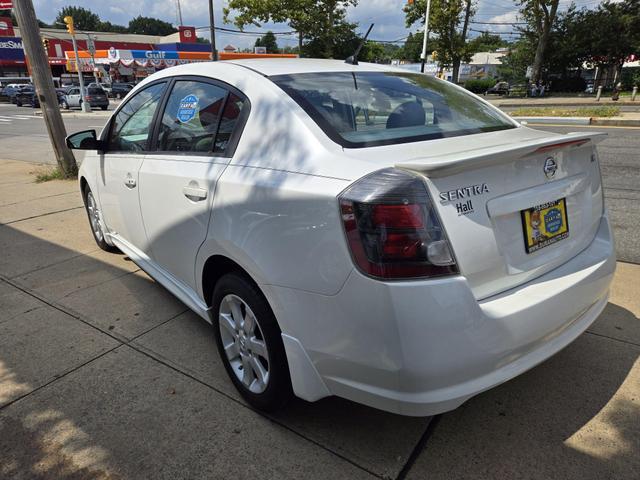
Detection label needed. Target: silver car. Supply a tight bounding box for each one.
[61,86,109,110]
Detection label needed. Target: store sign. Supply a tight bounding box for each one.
[179,26,196,43]
[0,37,24,61]
[0,1,13,10]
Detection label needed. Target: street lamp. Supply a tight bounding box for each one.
[63,16,90,113]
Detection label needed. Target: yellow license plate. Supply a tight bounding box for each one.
[521,198,569,254]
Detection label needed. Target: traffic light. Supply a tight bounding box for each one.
[63,16,75,35]
[41,38,50,53]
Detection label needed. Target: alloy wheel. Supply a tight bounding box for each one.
[86,191,104,242]
[218,294,270,394]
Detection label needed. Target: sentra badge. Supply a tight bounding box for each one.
[439,184,489,204]
[439,183,489,216]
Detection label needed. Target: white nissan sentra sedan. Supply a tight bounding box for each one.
[66,59,615,416]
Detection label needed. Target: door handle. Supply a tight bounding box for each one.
[183,185,208,201]
[124,174,136,189]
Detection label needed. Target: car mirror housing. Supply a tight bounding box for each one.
[66,129,106,152]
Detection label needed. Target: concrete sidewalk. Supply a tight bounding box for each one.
[0,158,638,479]
[488,95,640,108]
[512,112,640,127]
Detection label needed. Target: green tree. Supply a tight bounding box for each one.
[128,16,176,36]
[518,0,560,84]
[403,31,424,62]
[405,0,476,82]
[97,21,128,34]
[497,39,535,82]
[224,0,357,57]
[255,31,279,52]
[571,0,640,84]
[55,6,101,31]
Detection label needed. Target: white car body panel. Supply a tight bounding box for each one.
[139,153,228,290]
[76,59,616,416]
[97,153,149,252]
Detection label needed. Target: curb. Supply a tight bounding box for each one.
[591,117,640,127]
[496,101,639,108]
[33,110,112,119]
[512,116,591,125]
[511,116,640,127]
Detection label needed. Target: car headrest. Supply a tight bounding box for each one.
[386,101,426,129]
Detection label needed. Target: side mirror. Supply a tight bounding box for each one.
[66,129,105,151]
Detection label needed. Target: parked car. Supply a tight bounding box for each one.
[110,82,134,99]
[88,81,112,96]
[4,84,31,103]
[15,87,66,108]
[485,81,509,96]
[61,86,109,110]
[14,86,35,106]
[66,59,615,416]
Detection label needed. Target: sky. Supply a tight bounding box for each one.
[32,0,607,50]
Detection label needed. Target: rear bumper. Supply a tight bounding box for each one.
[269,213,616,416]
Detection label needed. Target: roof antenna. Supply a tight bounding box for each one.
[345,23,374,65]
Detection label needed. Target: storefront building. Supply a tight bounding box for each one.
[0,19,209,82]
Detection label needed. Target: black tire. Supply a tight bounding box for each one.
[212,272,293,412]
[100,106,107,110]
[82,186,119,253]
[16,100,22,107]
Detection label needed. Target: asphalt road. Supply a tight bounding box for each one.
[0,102,638,263]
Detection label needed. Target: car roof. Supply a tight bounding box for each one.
[224,58,407,77]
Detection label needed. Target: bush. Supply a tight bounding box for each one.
[464,78,496,93]
[621,67,640,89]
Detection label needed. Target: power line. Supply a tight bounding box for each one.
[194,25,297,35]
[470,21,527,25]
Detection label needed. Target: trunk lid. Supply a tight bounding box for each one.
[394,128,606,299]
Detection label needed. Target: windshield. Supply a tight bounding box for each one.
[272,71,515,148]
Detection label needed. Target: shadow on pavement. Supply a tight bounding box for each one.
[0,213,638,479]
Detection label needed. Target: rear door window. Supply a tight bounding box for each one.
[213,92,245,155]
[154,79,248,156]
[155,80,227,154]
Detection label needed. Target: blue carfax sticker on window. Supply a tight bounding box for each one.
[177,94,198,123]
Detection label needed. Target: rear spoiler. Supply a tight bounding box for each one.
[395,132,607,178]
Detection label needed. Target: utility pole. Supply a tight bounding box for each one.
[176,0,183,26]
[13,0,77,176]
[208,0,217,61]
[64,16,91,113]
[420,0,431,74]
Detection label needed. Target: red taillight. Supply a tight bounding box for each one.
[372,204,424,229]
[85,96,92,101]
[339,168,457,280]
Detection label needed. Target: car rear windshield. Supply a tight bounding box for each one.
[88,87,104,95]
[271,71,515,148]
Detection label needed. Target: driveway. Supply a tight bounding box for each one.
[0,159,638,479]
